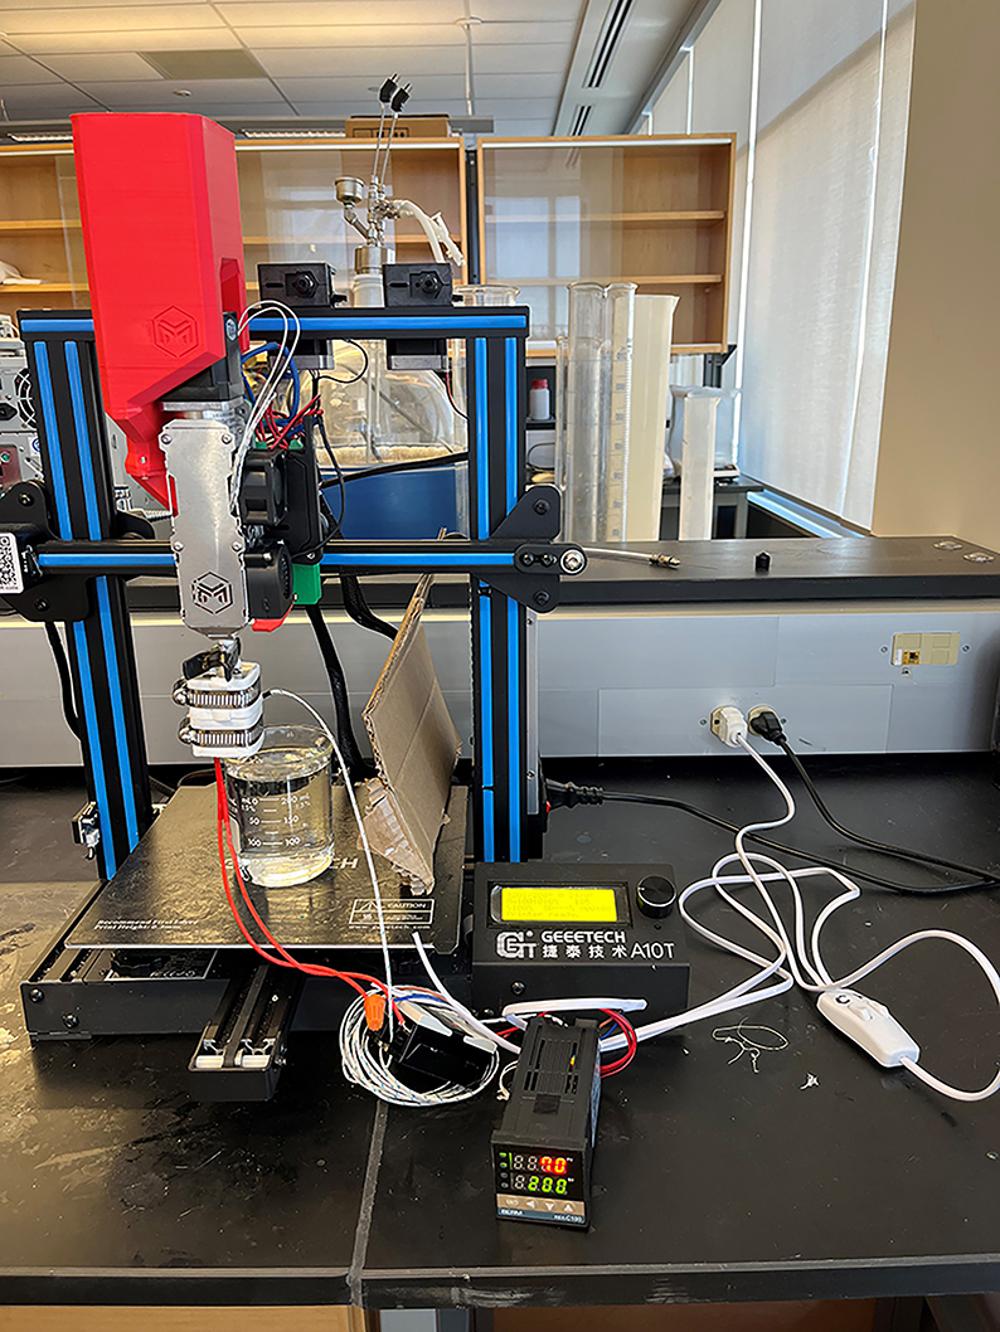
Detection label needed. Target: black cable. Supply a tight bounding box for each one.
[546,780,998,896]
[312,371,347,529]
[340,573,397,641]
[442,370,467,421]
[43,621,81,740]
[305,603,375,781]
[342,451,468,485]
[311,339,370,389]
[776,737,997,881]
[747,707,1000,883]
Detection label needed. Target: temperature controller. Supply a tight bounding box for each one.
[492,1016,600,1228]
[471,862,689,1014]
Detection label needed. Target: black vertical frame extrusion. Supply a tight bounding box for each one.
[22,313,153,881]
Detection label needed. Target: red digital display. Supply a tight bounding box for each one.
[539,1156,569,1176]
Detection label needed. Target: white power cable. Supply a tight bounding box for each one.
[263,687,394,1034]
[601,730,1000,1104]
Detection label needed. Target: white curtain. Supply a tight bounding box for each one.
[651,0,915,528]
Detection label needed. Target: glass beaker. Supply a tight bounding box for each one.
[224,724,335,888]
[453,283,520,306]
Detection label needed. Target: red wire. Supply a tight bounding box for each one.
[213,759,397,1007]
[598,1008,638,1078]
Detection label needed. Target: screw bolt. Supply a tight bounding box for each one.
[221,433,233,445]
[63,1013,79,1030]
[17,491,33,507]
[533,498,550,516]
[510,981,525,996]
[520,552,535,566]
[533,590,551,608]
[34,598,48,612]
[560,548,585,574]
[28,987,44,1004]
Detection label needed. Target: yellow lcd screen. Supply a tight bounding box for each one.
[499,886,620,924]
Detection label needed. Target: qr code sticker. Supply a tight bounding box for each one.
[0,531,24,594]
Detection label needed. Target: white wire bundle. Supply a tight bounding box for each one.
[600,735,1000,1103]
[229,300,302,510]
[339,987,500,1106]
[263,688,395,1034]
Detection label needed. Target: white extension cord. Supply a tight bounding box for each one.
[597,714,1000,1103]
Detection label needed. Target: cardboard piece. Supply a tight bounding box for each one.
[360,575,461,894]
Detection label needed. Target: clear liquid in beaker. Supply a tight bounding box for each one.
[225,724,335,888]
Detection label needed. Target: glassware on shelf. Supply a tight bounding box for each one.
[453,283,520,307]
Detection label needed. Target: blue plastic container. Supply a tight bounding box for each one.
[321,461,465,539]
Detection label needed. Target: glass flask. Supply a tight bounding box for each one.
[224,724,335,888]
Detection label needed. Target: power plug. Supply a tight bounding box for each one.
[748,706,787,744]
[709,705,748,748]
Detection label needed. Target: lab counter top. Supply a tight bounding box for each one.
[122,535,1000,613]
[3,754,1000,1308]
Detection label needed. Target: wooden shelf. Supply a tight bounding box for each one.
[242,233,459,246]
[485,209,726,226]
[0,218,81,233]
[479,134,735,345]
[0,281,85,292]
[504,274,724,287]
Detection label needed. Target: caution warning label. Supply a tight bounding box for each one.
[348,898,435,930]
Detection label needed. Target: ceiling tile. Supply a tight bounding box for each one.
[290,97,471,116]
[472,0,582,17]
[199,103,300,118]
[472,21,576,44]
[18,30,242,53]
[0,83,103,113]
[471,43,570,75]
[472,96,558,118]
[218,1,463,24]
[79,78,287,107]
[230,25,464,49]
[1,0,195,5]
[487,118,555,136]
[0,5,226,33]
[278,101,362,117]
[37,52,165,81]
[474,72,563,98]
[253,46,468,78]
[275,74,466,103]
[0,54,62,84]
